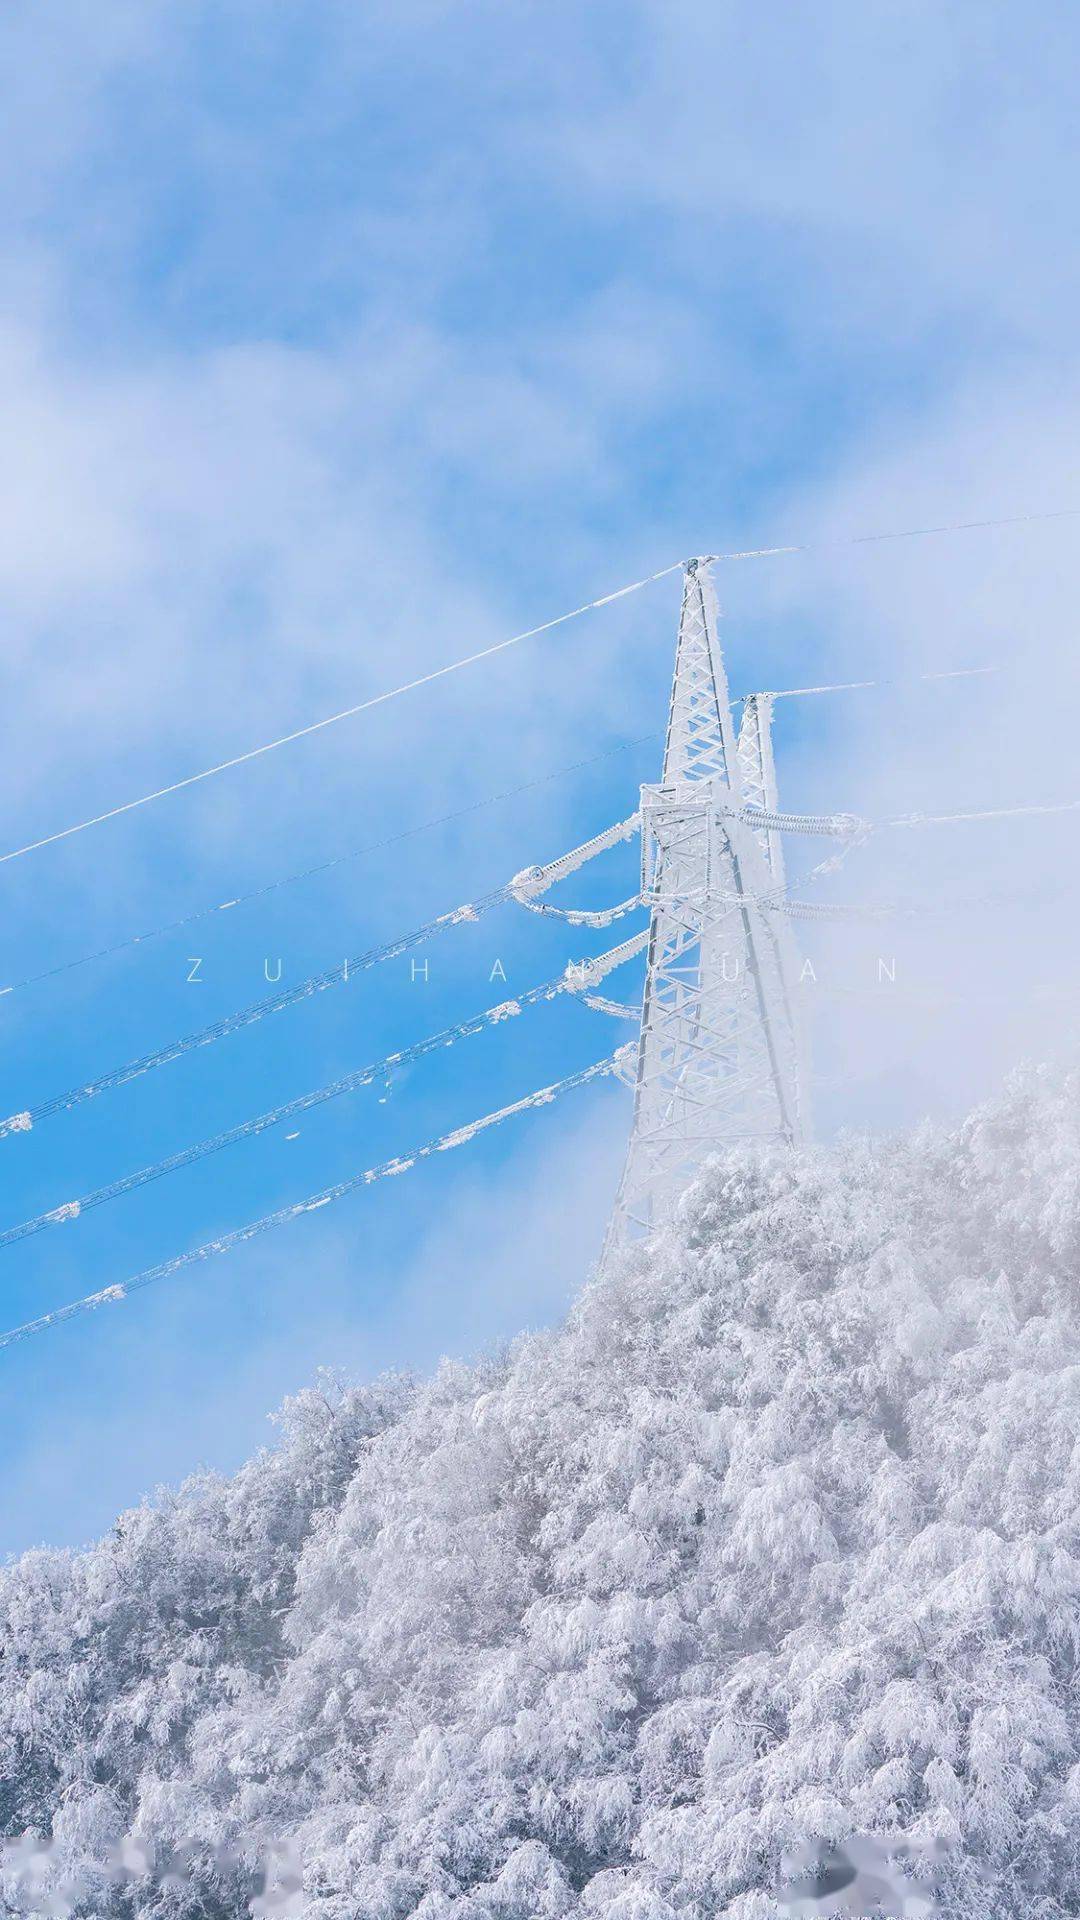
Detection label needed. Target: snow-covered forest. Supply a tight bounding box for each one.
[4,1063,1080,1918]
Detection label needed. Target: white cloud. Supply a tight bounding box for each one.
[544,1,1080,348]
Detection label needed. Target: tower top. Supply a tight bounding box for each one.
[660,558,741,789]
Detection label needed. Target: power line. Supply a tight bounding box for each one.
[772,883,1059,923]
[0,1047,632,1353]
[740,795,1080,838]
[0,731,661,1000]
[738,794,1080,844]
[887,799,1080,829]
[0,563,683,869]
[702,505,1080,566]
[759,665,999,703]
[0,935,647,1248]
[0,886,507,1140]
[0,824,644,1139]
[3,501,1075,870]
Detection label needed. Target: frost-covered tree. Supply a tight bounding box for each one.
[4,1063,1080,1917]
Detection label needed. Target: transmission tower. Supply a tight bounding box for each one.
[606,559,808,1246]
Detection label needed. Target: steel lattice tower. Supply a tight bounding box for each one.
[607,559,808,1246]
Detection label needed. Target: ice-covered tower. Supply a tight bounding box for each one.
[607,559,808,1245]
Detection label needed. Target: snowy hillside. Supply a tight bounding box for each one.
[4,1064,1080,1918]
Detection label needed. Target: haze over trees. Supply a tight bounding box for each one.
[4,1063,1080,1918]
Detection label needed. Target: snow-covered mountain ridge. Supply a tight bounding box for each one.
[4,1063,1080,1918]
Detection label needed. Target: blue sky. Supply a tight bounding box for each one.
[3,0,1080,1554]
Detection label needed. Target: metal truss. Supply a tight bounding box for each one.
[607,559,809,1247]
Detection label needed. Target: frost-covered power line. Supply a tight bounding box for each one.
[746,795,1080,845]
[0,731,662,1001]
[759,664,998,702]
[0,1047,633,1352]
[0,936,648,1249]
[0,563,684,868]
[0,819,643,1140]
[887,798,1080,828]
[0,887,508,1140]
